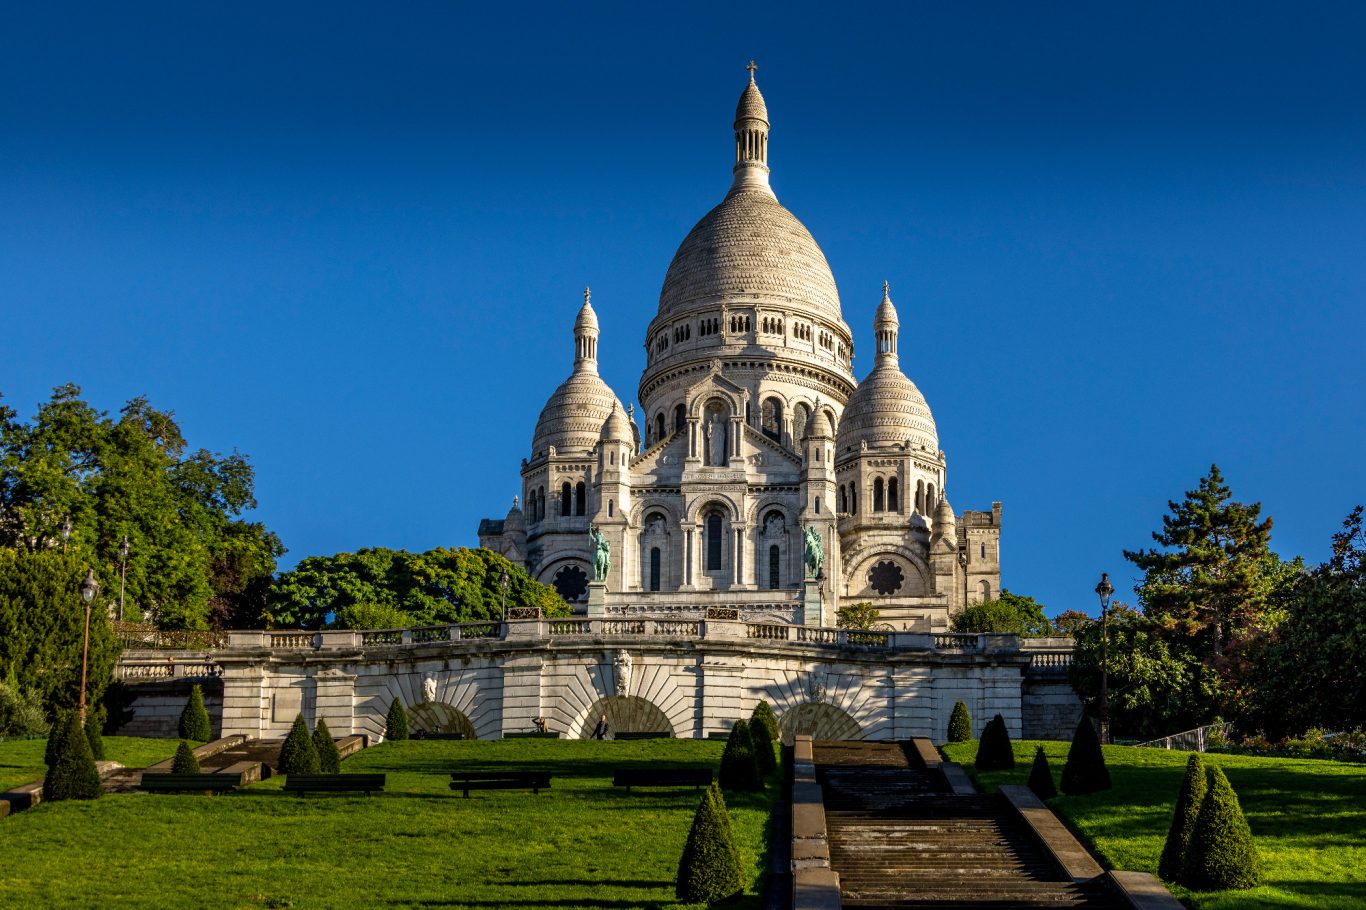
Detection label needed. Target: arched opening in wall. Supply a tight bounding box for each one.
[552,564,589,603]
[706,511,724,572]
[608,499,614,517]
[777,702,862,745]
[654,413,665,442]
[824,408,837,437]
[850,481,857,515]
[768,545,780,590]
[838,486,847,514]
[649,547,661,592]
[978,580,992,601]
[537,487,546,521]
[579,695,674,739]
[873,478,884,512]
[888,478,899,512]
[575,482,586,516]
[793,403,810,441]
[407,702,477,740]
[916,480,925,514]
[702,399,730,466]
[673,404,686,434]
[927,484,936,510]
[760,397,782,442]
[561,483,572,517]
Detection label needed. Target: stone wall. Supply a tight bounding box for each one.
[116,678,223,739]
[1021,676,1083,741]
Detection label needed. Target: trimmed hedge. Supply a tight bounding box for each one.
[278,713,320,775]
[947,700,972,743]
[750,700,779,743]
[84,714,106,761]
[178,684,212,742]
[749,710,777,775]
[1027,746,1057,799]
[1158,753,1207,882]
[675,783,745,905]
[1060,715,1111,795]
[43,712,102,801]
[385,697,409,741]
[1183,766,1260,891]
[974,713,1015,771]
[171,740,201,774]
[313,717,342,774]
[718,719,763,791]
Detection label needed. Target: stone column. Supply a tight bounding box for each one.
[733,528,744,586]
[499,655,544,738]
[684,528,695,589]
[313,668,357,736]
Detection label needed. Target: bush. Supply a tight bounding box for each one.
[974,714,1015,771]
[385,697,409,741]
[313,717,341,773]
[44,713,67,768]
[0,680,47,737]
[1027,746,1057,799]
[749,711,777,775]
[1183,766,1260,891]
[947,700,972,743]
[171,740,201,774]
[178,684,212,742]
[278,713,320,775]
[83,714,106,761]
[1060,715,1112,795]
[1158,753,1207,882]
[675,783,745,905]
[43,712,102,801]
[718,719,763,791]
[750,700,779,743]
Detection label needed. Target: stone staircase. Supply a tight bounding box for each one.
[815,741,1121,909]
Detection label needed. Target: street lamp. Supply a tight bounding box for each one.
[61,516,73,554]
[499,568,510,622]
[118,535,131,623]
[1095,571,1115,746]
[78,568,100,723]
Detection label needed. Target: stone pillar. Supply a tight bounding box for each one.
[733,528,744,586]
[700,658,745,738]
[586,581,607,617]
[801,578,823,626]
[499,655,544,738]
[684,528,695,589]
[219,664,266,738]
[313,669,356,736]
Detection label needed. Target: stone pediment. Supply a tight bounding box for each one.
[630,430,686,474]
[742,424,802,467]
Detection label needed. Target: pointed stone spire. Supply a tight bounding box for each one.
[874,281,899,368]
[731,61,773,196]
[573,286,599,373]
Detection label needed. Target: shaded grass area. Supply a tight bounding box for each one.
[0,736,185,792]
[0,738,777,910]
[941,739,1366,909]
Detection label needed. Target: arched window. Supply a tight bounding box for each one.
[706,512,723,571]
[760,397,782,441]
[981,542,986,560]
[916,480,925,514]
[873,478,884,512]
[608,499,614,517]
[654,413,665,442]
[851,481,857,515]
[793,403,810,441]
[888,477,899,512]
[561,482,572,517]
[673,404,686,433]
[649,547,661,592]
[575,482,586,516]
[978,580,991,601]
[838,485,847,514]
[927,483,936,511]
[768,545,780,590]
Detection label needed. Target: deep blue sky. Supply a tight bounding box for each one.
[3,3,1364,615]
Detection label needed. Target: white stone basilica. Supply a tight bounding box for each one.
[479,69,1001,630]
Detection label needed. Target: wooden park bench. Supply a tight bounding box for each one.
[283,774,386,796]
[421,733,466,740]
[450,772,552,798]
[611,768,713,794]
[139,772,244,794]
[613,731,673,741]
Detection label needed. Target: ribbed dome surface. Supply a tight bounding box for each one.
[837,364,939,454]
[735,80,768,124]
[657,189,842,322]
[531,371,621,456]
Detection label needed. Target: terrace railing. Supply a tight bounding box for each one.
[1134,722,1233,753]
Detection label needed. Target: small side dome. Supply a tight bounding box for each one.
[804,406,833,439]
[531,372,620,456]
[600,400,632,442]
[504,496,526,532]
[934,494,956,529]
[735,73,769,126]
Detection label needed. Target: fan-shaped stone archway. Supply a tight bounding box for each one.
[578,695,675,739]
[778,702,862,745]
[407,702,478,740]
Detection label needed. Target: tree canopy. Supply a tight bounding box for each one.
[951,590,1053,636]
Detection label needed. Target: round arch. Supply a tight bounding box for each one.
[778,702,862,745]
[538,557,592,604]
[685,494,741,524]
[407,702,477,740]
[577,695,675,739]
[842,545,933,596]
[688,388,743,420]
[629,498,683,528]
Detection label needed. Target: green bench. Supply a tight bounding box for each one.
[421,733,466,740]
[450,772,552,798]
[139,772,244,793]
[612,768,712,794]
[283,774,386,796]
[613,731,673,740]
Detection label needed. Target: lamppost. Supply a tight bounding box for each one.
[499,568,510,622]
[118,535,130,623]
[78,568,100,723]
[61,516,72,554]
[1095,571,1114,746]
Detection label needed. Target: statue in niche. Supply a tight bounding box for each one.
[704,412,728,466]
[590,525,611,582]
[423,673,437,704]
[614,650,632,696]
[808,668,827,703]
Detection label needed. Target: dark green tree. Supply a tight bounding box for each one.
[1060,715,1111,795]
[947,700,972,743]
[974,714,1015,771]
[178,684,212,742]
[278,713,319,775]
[749,710,777,775]
[718,719,763,791]
[385,697,409,741]
[1158,753,1207,882]
[835,602,880,630]
[1027,747,1057,799]
[83,714,106,761]
[675,783,745,905]
[44,712,67,769]
[1183,767,1260,891]
[313,717,341,773]
[749,701,779,743]
[171,740,201,774]
[951,590,1053,636]
[43,711,102,801]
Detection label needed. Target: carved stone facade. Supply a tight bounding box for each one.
[478,70,1001,630]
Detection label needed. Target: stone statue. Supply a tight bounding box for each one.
[802,525,824,579]
[808,668,827,703]
[423,673,437,704]
[707,413,728,465]
[614,649,632,696]
[590,525,611,582]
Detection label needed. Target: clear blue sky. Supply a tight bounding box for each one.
[3,3,1363,616]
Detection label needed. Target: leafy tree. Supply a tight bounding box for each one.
[385,697,409,741]
[1027,747,1057,799]
[313,717,341,773]
[83,714,105,760]
[43,711,102,801]
[1183,767,1260,891]
[952,590,1053,636]
[675,783,745,905]
[1060,715,1111,795]
[947,701,972,743]
[278,713,319,775]
[0,679,46,737]
[1052,610,1093,636]
[718,719,763,791]
[835,602,880,630]
[749,710,777,775]
[178,684,212,742]
[333,602,416,631]
[974,714,1014,771]
[1158,753,1207,882]
[171,740,201,774]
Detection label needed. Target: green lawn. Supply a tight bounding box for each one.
[0,738,777,910]
[0,736,186,793]
[941,739,1366,909]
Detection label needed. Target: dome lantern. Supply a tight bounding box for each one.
[574,287,599,373]
[731,60,773,196]
[875,281,899,367]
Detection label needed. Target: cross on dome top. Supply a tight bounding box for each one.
[746,59,758,80]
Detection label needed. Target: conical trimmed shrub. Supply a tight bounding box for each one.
[974,714,1015,771]
[1183,767,1260,891]
[45,713,68,768]
[313,717,341,773]
[675,783,745,905]
[171,740,201,774]
[750,701,779,743]
[1060,715,1111,795]
[1158,753,1207,882]
[1027,747,1057,799]
[43,712,102,801]
[84,714,106,761]
[718,719,763,791]
[178,684,212,742]
[947,700,972,743]
[749,710,777,775]
[385,697,409,741]
[278,713,320,775]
